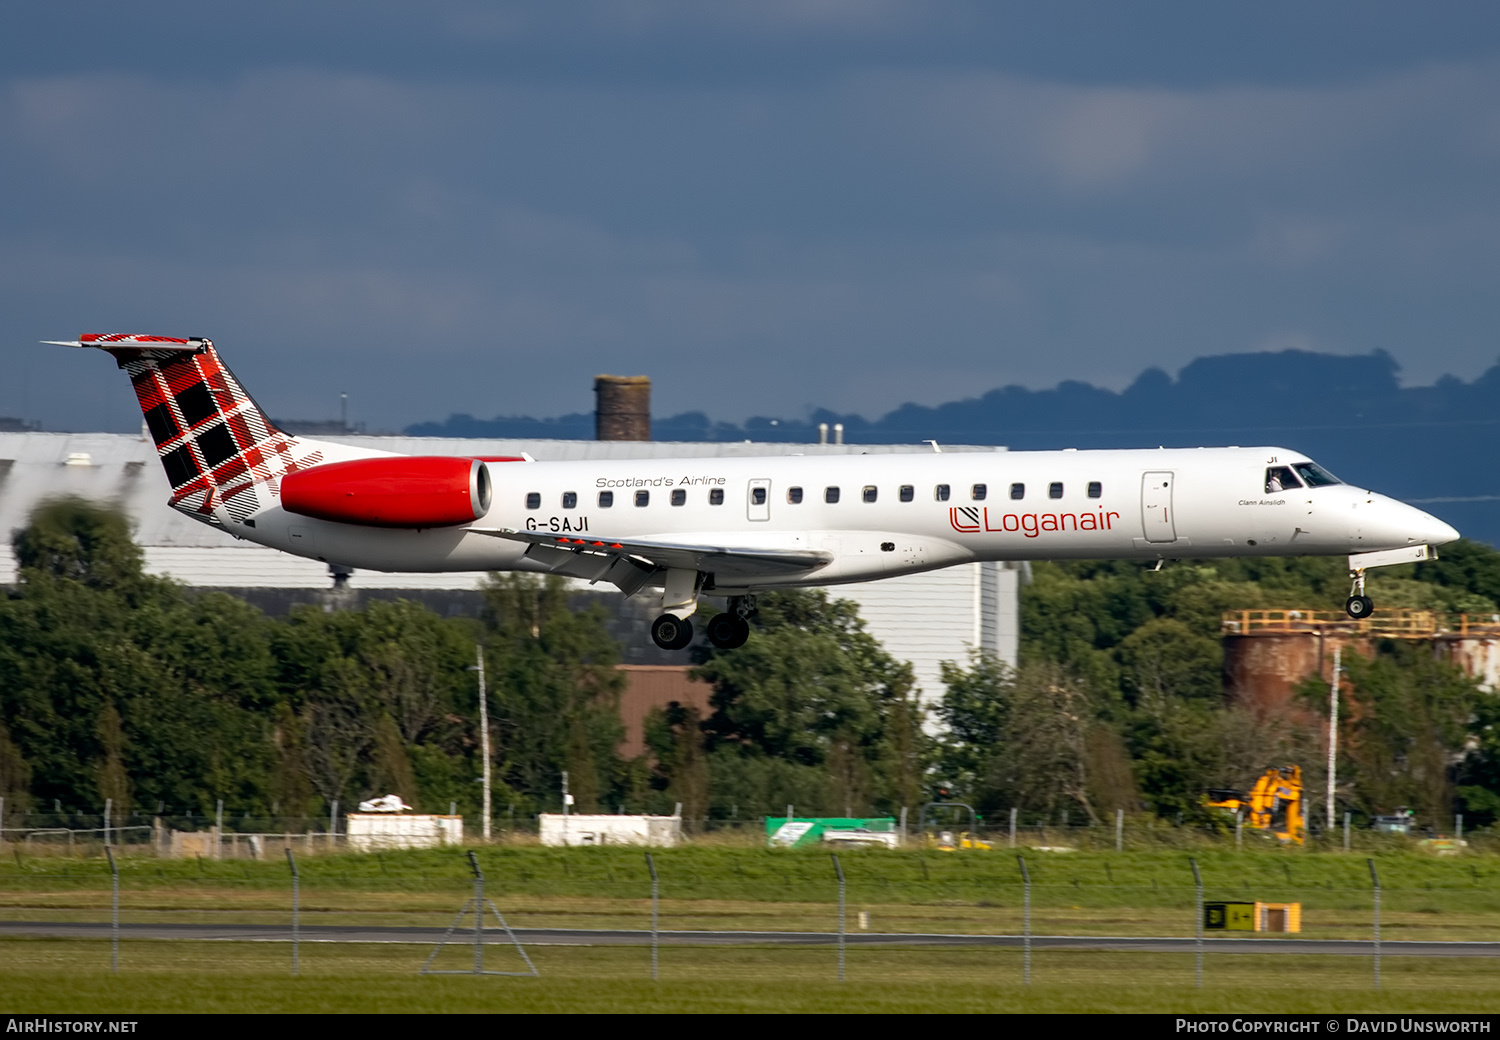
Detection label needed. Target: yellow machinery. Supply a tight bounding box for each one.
[927,830,992,852]
[1205,765,1305,845]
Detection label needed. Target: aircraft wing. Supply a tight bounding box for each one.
[470,528,833,594]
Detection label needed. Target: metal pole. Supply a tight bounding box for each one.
[899,805,907,845]
[329,799,338,851]
[104,797,112,848]
[1457,814,1464,843]
[831,853,846,982]
[1116,808,1123,852]
[1235,809,1243,850]
[1344,811,1351,853]
[215,798,224,860]
[1016,854,1031,985]
[1369,858,1381,990]
[1010,807,1018,849]
[105,845,119,974]
[646,853,659,981]
[477,645,491,842]
[286,848,300,977]
[1190,857,1203,989]
[1327,646,1341,831]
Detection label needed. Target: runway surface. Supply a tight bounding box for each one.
[3,921,1497,956]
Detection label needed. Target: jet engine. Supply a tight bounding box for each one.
[280,456,492,528]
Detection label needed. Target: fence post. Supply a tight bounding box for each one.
[1344,811,1351,853]
[1368,858,1381,990]
[1009,807,1018,849]
[1016,854,1031,985]
[329,800,338,852]
[1235,809,1243,850]
[645,852,659,981]
[215,799,224,860]
[105,844,119,974]
[1116,808,1124,852]
[286,848,300,977]
[831,853,846,983]
[1189,858,1203,989]
[104,798,112,848]
[469,850,485,974]
[1457,814,1464,843]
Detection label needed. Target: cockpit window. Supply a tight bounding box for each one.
[1292,461,1342,488]
[1264,466,1302,493]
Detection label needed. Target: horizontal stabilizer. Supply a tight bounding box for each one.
[44,334,205,351]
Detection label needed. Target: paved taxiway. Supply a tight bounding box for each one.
[3,921,1497,956]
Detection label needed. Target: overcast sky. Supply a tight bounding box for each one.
[4,2,1499,433]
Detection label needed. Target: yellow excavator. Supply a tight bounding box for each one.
[1205,765,1305,845]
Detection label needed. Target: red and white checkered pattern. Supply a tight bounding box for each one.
[92,335,323,523]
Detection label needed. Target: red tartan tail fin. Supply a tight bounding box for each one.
[52,334,324,523]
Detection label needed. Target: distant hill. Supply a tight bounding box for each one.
[407,349,1500,545]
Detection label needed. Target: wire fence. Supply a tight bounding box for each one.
[2,840,1496,993]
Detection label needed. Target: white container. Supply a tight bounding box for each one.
[538,814,681,847]
[345,814,463,852]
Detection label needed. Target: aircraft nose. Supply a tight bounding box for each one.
[1418,510,1461,547]
[1371,496,1460,548]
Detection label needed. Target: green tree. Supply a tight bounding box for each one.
[694,590,922,816]
[480,575,625,813]
[1335,645,1479,824]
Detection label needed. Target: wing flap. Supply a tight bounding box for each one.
[472,528,832,583]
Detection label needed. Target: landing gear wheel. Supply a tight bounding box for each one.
[651,614,695,650]
[705,613,750,649]
[1345,595,1375,619]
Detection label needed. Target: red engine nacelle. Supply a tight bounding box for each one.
[280,456,493,528]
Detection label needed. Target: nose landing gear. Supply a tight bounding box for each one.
[1345,568,1374,619]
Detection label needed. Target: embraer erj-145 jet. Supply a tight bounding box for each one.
[49,335,1460,651]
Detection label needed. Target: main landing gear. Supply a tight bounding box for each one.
[705,596,757,650]
[653,595,756,651]
[650,613,695,650]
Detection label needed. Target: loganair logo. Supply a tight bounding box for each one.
[950,506,1121,538]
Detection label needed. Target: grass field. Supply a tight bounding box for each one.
[3,844,1497,1012]
[1,940,1496,1013]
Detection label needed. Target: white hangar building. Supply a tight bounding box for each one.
[0,431,1023,705]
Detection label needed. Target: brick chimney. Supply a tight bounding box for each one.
[594,375,651,441]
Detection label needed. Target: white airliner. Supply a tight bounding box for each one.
[50,335,1460,650]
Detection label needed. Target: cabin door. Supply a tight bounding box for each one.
[1140,471,1177,543]
[747,478,771,521]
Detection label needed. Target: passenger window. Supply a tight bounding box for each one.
[598,491,613,508]
[1010,483,1024,500]
[526,492,541,510]
[972,484,987,501]
[1088,481,1102,499]
[935,484,950,501]
[709,488,724,505]
[863,486,877,503]
[1265,466,1302,493]
[752,487,767,506]
[788,486,803,504]
[899,485,914,502]
[1049,482,1063,499]
[670,488,686,506]
[562,492,577,509]
[825,486,840,504]
[635,490,650,507]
